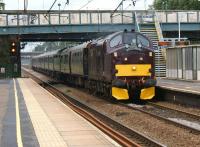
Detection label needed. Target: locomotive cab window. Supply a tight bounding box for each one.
[137,34,150,48]
[109,35,122,48]
[124,33,150,51]
[124,33,136,46]
[124,33,140,51]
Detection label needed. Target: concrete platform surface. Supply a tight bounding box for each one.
[157,78,200,95]
[0,78,120,147]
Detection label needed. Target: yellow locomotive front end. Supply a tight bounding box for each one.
[109,31,156,101]
[112,64,155,100]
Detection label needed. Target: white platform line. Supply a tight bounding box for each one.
[13,79,23,147]
[18,79,68,147]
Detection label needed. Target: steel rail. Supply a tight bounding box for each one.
[22,68,165,147]
[121,103,200,135]
[148,102,200,119]
[46,86,140,147]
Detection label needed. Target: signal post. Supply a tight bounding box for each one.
[0,35,21,78]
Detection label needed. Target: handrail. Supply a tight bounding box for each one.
[154,11,163,41]
[134,11,140,32]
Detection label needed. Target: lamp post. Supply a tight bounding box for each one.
[58,3,61,24]
[144,0,147,10]
[178,12,195,41]
[178,12,181,41]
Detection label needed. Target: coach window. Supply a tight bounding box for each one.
[137,35,150,48]
[110,35,122,48]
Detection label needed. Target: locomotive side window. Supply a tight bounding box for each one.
[137,35,150,48]
[110,35,122,48]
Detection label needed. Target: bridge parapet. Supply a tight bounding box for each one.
[0,10,199,27]
[0,10,199,38]
[155,11,200,23]
[0,10,135,27]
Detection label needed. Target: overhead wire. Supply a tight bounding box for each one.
[43,0,70,37]
[43,0,60,34]
[62,0,69,10]
[78,0,95,10]
[110,0,137,25]
[47,0,58,13]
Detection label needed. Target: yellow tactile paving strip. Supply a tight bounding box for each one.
[18,79,68,147]
[18,78,120,147]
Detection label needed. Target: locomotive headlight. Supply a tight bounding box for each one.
[132,66,136,71]
[114,52,118,57]
[139,57,143,61]
[149,52,152,57]
[124,57,128,61]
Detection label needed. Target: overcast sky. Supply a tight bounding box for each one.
[4,0,154,10]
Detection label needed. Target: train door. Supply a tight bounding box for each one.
[69,52,71,74]
[83,48,88,76]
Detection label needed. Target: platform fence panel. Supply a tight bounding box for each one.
[167,45,200,81]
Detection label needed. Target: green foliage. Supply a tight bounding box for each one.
[0,37,10,64]
[153,0,200,10]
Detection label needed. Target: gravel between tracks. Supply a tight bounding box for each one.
[55,84,200,147]
[23,69,200,147]
[152,101,200,116]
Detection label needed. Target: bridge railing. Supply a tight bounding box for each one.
[0,10,135,27]
[155,10,200,23]
[0,10,199,28]
[130,10,200,24]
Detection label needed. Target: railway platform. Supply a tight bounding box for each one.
[156,78,200,106]
[157,78,200,95]
[0,78,120,147]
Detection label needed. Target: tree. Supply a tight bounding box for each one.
[153,0,200,10]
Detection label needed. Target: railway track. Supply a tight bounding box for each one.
[148,102,200,120]
[122,102,200,134]
[23,68,165,147]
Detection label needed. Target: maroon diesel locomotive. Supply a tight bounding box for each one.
[32,30,156,101]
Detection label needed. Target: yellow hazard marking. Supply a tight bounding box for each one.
[112,87,129,100]
[115,64,151,77]
[140,87,155,100]
[13,79,23,147]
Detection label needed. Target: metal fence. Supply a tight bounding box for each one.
[166,45,200,80]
